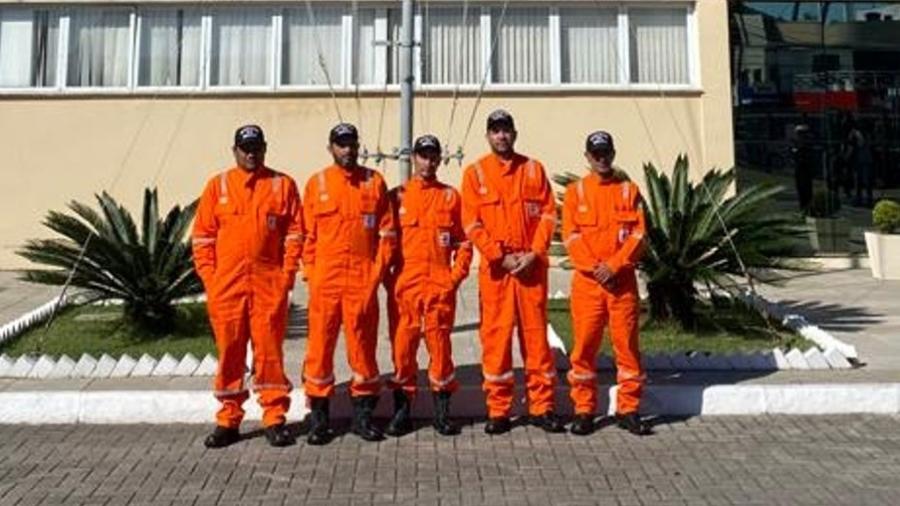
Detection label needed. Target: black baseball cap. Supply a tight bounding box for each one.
[586,131,615,153]
[329,123,359,144]
[486,109,515,130]
[234,124,265,148]
[413,134,442,154]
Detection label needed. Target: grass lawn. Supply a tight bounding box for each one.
[548,297,811,355]
[0,303,215,359]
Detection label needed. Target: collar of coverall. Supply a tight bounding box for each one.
[411,174,439,188]
[235,165,272,185]
[489,152,522,175]
[590,168,621,185]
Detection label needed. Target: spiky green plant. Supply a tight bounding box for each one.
[641,155,804,328]
[18,189,201,333]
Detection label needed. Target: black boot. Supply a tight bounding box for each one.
[306,397,333,446]
[432,391,459,436]
[570,414,594,436]
[204,426,240,449]
[530,411,566,433]
[616,413,652,436]
[484,416,512,435]
[385,390,413,437]
[351,395,384,441]
[264,423,296,447]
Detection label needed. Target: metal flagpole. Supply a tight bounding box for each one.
[399,0,415,182]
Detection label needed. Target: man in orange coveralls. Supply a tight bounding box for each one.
[383,134,473,437]
[301,123,395,445]
[192,124,303,448]
[562,131,651,436]
[461,110,565,435]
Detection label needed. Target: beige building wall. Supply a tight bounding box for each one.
[0,0,733,268]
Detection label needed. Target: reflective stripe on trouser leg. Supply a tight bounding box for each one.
[344,287,381,397]
[568,276,610,415]
[249,296,292,428]
[609,285,643,415]
[303,289,341,398]
[211,309,251,429]
[513,272,556,417]
[479,272,516,419]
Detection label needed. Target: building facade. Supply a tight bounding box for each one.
[0,0,732,267]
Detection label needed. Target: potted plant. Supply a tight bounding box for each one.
[864,199,900,280]
[805,189,849,253]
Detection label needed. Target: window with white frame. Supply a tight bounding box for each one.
[67,8,132,87]
[629,7,689,85]
[0,8,59,87]
[492,7,551,84]
[138,8,203,87]
[422,7,482,85]
[0,3,696,93]
[282,6,343,87]
[560,7,619,84]
[210,7,273,87]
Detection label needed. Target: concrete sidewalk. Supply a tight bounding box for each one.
[0,271,59,327]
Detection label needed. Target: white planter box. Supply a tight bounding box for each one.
[865,231,900,280]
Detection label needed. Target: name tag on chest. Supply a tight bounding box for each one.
[362,213,377,229]
[525,202,541,218]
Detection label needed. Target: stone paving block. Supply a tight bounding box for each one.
[174,353,200,376]
[803,348,831,370]
[771,348,791,369]
[823,348,853,369]
[27,355,56,379]
[92,354,117,378]
[596,354,614,371]
[131,354,158,377]
[194,354,217,376]
[785,348,810,369]
[72,354,98,378]
[0,353,13,376]
[109,354,136,378]
[751,350,778,370]
[47,355,76,379]
[706,355,733,371]
[687,352,713,370]
[670,353,691,370]
[151,354,179,376]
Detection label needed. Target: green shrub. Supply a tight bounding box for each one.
[17,188,201,333]
[806,189,841,218]
[641,155,805,329]
[873,199,900,234]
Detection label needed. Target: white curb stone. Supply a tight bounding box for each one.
[785,348,810,370]
[72,354,98,378]
[27,356,56,379]
[131,354,157,377]
[0,354,14,376]
[749,351,777,370]
[151,354,178,376]
[551,290,567,300]
[47,355,76,379]
[194,354,218,376]
[772,349,791,370]
[92,354,117,378]
[824,348,853,369]
[174,353,200,376]
[803,348,831,370]
[109,354,136,378]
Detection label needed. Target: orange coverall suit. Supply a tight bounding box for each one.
[385,178,473,397]
[301,165,395,399]
[562,173,646,415]
[192,166,303,429]
[461,153,558,419]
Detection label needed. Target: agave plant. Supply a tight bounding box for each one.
[18,188,202,333]
[641,155,804,328]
